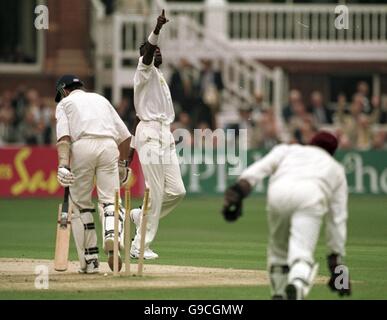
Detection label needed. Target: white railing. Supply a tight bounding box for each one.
[91,0,286,130]
[166,1,205,26]
[163,15,276,102]
[227,4,387,42]
[154,2,387,43]
[153,0,282,103]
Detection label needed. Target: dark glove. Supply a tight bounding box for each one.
[327,253,351,297]
[222,183,245,222]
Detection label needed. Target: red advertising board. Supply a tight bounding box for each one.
[0,146,144,198]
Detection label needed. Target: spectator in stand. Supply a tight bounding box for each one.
[236,104,261,149]
[335,128,352,150]
[25,89,54,145]
[336,93,364,146]
[256,108,281,149]
[0,92,16,144]
[283,89,303,124]
[355,114,373,150]
[172,111,192,131]
[197,59,224,130]
[169,59,196,116]
[369,95,383,124]
[299,119,318,145]
[372,130,386,150]
[332,93,349,124]
[11,85,28,127]
[356,81,372,114]
[308,90,333,125]
[47,102,58,143]
[116,97,135,130]
[380,96,387,124]
[17,108,44,145]
[287,99,314,144]
[172,112,193,148]
[250,90,269,123]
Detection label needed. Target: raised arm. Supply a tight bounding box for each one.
[142,9,169,66]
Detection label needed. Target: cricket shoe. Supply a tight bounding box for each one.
[107,251,122,272]
[130,208,142,229]
[130,247,159,260]
[285,282,303,300]
[78,259,100,274]
[86,258,99,274]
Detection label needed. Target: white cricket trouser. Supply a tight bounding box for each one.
[266,179,327,294]
[70,138,120,208]
[69,137,120,268]
[133,121,186,250]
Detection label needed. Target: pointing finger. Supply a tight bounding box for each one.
[161,9,165,17]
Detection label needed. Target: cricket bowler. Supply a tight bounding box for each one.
[222,131,351,299]
[55,75,132,273]
[128,10,186,260]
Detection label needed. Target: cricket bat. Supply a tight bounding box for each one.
[54,187,72,272]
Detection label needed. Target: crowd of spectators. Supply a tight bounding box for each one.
[1,71,386,150]
[0,87,56,146]
[280,81,387,150]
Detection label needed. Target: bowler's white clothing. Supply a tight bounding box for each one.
[133,57,175,124]
[132,57,185,251]
[56,90,130,144]
[132,120,186,250]
[239,144,348,296]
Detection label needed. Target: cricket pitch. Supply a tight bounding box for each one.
[0,258,328,292]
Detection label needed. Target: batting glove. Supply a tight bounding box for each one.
[327,253,352,297]
[57,166,75,187]
[118,160,132,187]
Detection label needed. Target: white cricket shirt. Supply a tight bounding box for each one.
[240,144,348,255]
[55,90,130,144]
[133,57,175,124]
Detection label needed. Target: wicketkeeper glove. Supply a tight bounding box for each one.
[222,183,247,222]
[57,166,75,187]
[118,160,132,187]
[327,253,352,297]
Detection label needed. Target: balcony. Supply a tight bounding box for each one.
[167,1,387,61]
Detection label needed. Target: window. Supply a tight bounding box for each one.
[0,0,44,72]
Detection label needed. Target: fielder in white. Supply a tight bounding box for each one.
[55,75,132,273]
[222,131,351,299]
[128,10,186,260]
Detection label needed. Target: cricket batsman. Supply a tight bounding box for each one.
[222,131,351,299]
[128,9,186,260]
[55,75,132,273]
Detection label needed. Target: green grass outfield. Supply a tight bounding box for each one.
[0,195,386,300]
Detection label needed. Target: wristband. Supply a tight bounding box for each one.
[148,32,159,46]
[119,160,129,168]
